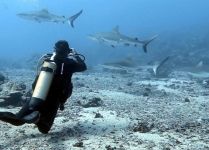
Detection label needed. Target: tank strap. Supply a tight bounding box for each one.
[61,63,64,75]
[41,67,54,73]
[36,53,53,75]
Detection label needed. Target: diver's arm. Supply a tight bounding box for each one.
[73,55,87,72]
[68,50,87,72]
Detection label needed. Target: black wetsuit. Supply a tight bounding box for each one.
[0,53,87,134]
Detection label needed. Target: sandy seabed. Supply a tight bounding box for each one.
[0,65,209,150]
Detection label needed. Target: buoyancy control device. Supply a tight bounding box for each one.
[29,52,57,110]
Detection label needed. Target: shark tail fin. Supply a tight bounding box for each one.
[68,9,83,28]
[142,34,158,53]
[153,56,170,76]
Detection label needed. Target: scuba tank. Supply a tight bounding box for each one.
[28,52,57,110]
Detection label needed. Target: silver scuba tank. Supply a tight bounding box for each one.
[29,52,57,109]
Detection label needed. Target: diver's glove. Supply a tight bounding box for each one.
[59,103,65,111]
[69,48,78,56]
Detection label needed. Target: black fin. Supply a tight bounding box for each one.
[0,112,24,126]
[142,43,148,53]
[112,25,120,34]
[142,35,158,53]
[155,56,170,76]
[69,9,83,28]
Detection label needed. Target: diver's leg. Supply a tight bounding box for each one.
[36,105,59,134]
[0,99,41,126]
[0,101,32,126]
[0,101,34,126]
[0,110,40,126]
[16,101,32,118]
[0,101,31,126]
[0,110,40,125]
[16,100,40,123]
[16,101,40,123]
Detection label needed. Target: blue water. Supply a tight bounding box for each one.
[0,0,209,65]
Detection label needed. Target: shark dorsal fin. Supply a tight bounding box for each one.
[112,26,120,34]
[41,9,49,13]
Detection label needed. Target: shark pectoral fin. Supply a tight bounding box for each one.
[68,9,83,28]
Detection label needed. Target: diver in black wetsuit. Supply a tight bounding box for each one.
[0,40,87,134]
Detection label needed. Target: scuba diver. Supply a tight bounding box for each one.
[0,40,87,134]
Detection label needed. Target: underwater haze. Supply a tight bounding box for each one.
[2,1,209,149]
[0,0,209,66]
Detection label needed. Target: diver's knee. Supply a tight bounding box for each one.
[38,128,49,134]
[37,126,50,134]
[28,97,43,110]
[36,122,52,134]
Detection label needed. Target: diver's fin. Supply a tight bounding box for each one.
[68,9,83,28]
[0,111,40,125]
[142,35,158,53]
[0,112,24,126]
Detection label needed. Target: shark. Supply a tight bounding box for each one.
[152,56,170,76]
[88,26,158,53]
[17,9,83,28]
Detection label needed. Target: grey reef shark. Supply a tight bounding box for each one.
[88,26,158,53]
[17,9,83,28]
